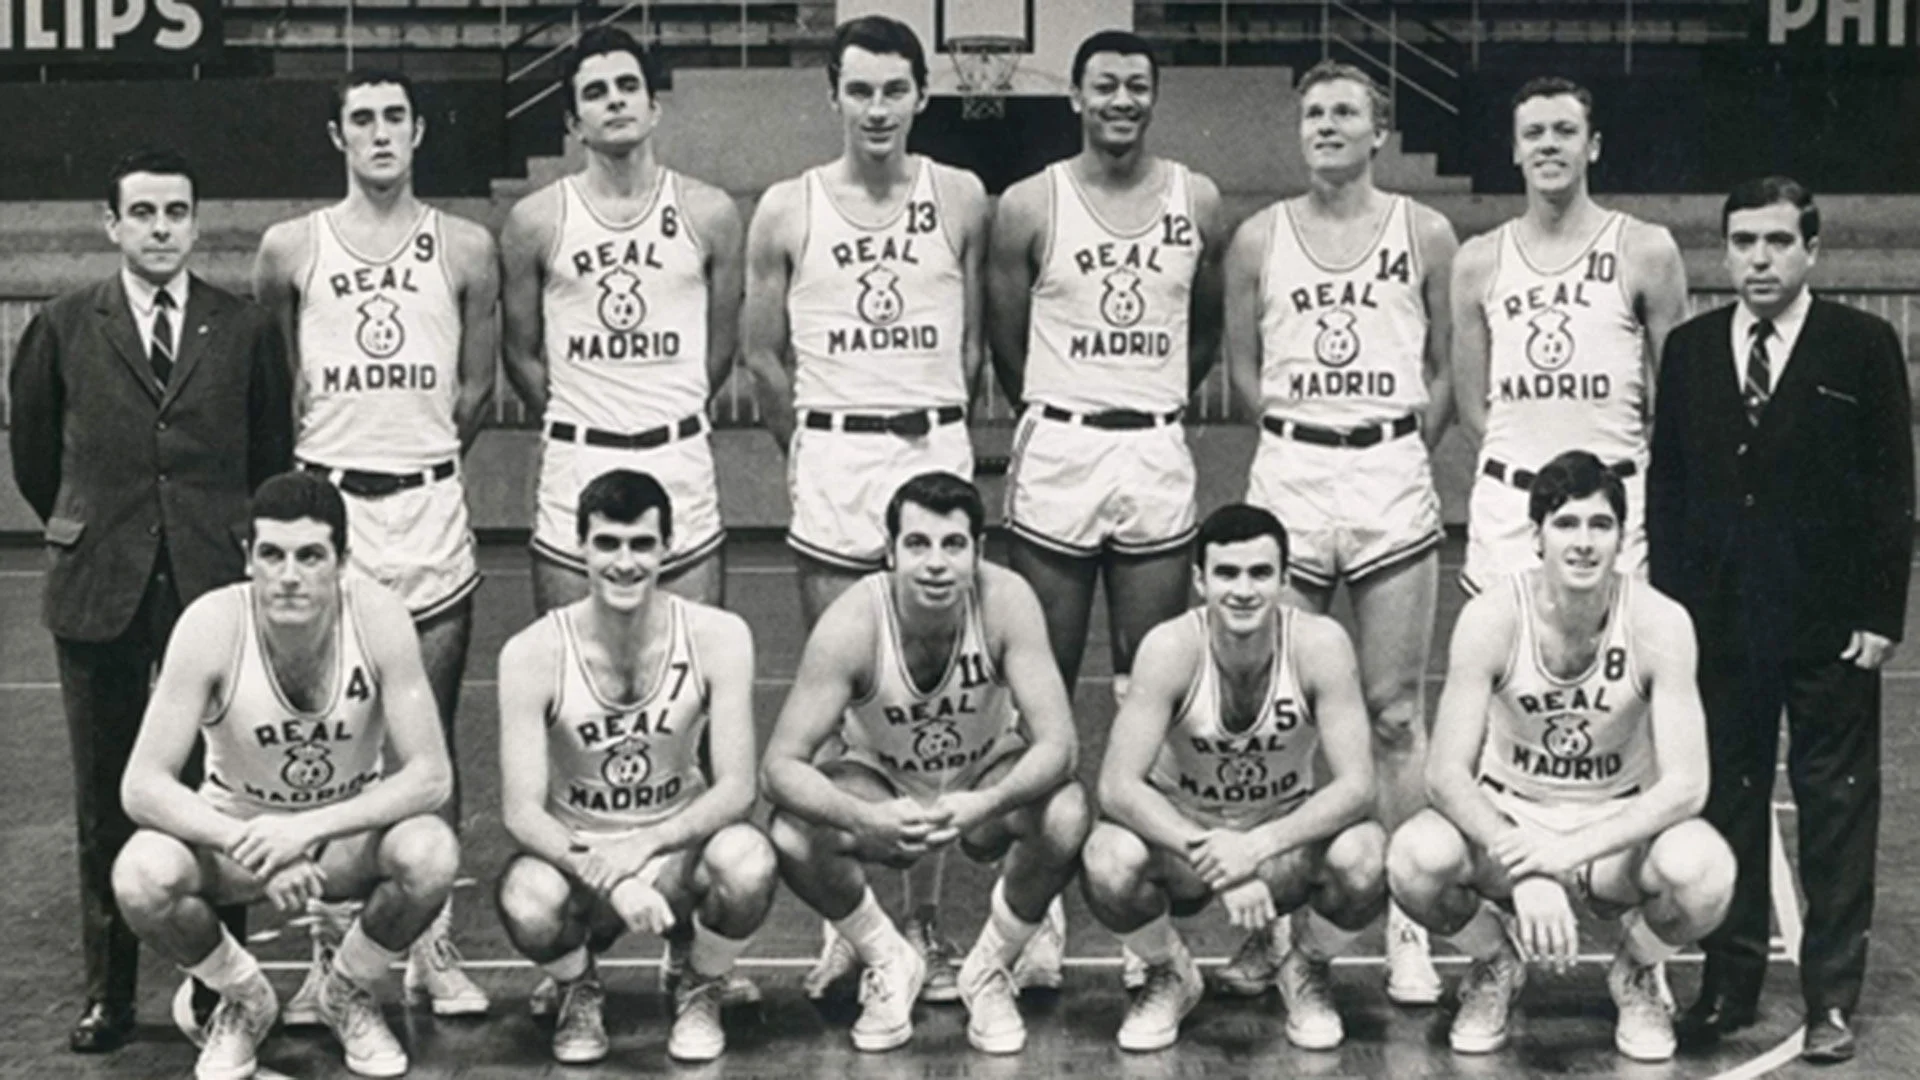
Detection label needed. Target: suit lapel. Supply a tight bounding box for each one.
[1753,297,1826,437]
[94,276,163,404]
[160,275,226,411]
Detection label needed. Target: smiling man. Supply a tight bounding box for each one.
[252,69,499,1018]
[1388,450,1734,1063]
[110,471,460,1080]
[762,472,1087,1055]
[1451,77,1689,594]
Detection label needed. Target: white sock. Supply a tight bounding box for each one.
[832,888,901,966]
[311,898,359,945]
[1388,900,1429,941]
[1112,675,1132,708]
[185,927,262,993]
[688,916,753,979]
[974,878,1043,969]
[1120,913,1178,967]
[1621,908,1681,966]
[541,945,591,984]
[1443,903,1509,961]
[1294,907,1362,963]
[334,919,402,988]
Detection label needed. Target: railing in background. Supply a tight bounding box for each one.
[1320,0,1461,118]
[0,289,1913,430]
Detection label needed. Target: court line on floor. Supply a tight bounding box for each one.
[1704,807,1808,1080]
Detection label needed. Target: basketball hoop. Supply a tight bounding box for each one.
[949,35,1023,121]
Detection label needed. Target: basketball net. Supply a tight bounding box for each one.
[949,35,1022,121]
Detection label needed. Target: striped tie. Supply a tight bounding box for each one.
[150,290,175,387]
[1743,319,1773,425]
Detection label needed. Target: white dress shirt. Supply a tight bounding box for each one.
[121,267,189,360]
[1730,285,1812,393]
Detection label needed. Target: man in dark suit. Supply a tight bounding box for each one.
[1648,175,1913,1065]
[8,148,294,1052]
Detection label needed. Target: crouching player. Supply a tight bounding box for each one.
[494,470,774,1064]
[1387,450,1734,1061]
[764,472,1089,1054]
[1083,504,1386,1052]
[112,472,459,1079]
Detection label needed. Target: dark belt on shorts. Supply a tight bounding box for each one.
[1479,774,1640,801]
[803,406,964,436]
[1038,404,1184,430]
[546,414,707,450]
[302,459,456,498]
[1482,456,1637,492]
[1262,412,1419,448]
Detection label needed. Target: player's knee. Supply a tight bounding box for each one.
[703,823,779,900]
[1080,822,1151,903]
[1039,781,1093,858]
[1648,819,1736,908]
[111,830,195,916]
[383,814,461,899]
[767,809,825,868]
[1327,820,1389,899]
[1369,693,1425,754]
[496,855,573,935]
[1387,811,1469,894]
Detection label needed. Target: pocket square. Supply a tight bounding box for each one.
[1815,385,1860,405]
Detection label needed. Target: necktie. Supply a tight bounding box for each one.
[150,290,176,387]
[1743,318,1773,425]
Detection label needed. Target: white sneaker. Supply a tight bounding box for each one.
[316,967,409,1077]
[957,940,1026,1054]
[1277,947,1344,1050]
[1449,933,1526,1055]
[528,974,560,1018]
[1609,950,1677,1062]
[667,973,728,1062]
[172,977,215,1047]
[194,972,278,1080]
[282,905,349,1027]
[851,937,927,1052]
[1385,907,1444,1005]
[1121,945,1149,991]
[661,937,763,1005]
[1011,897,1066,991]
[804,923,862,1000]
[404,913,490,1017]
[906,913,962,1004]
[551,974,609,1065]
[1207,917,1288,997]
[1116,938,1204,1052]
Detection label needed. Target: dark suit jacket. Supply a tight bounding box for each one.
[9,273,294,642]
[1648,296,1914,663]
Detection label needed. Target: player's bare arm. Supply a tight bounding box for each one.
[1096,617,1210,853]
[684,176,747,398]
[496,617,584,873]
[1414,202,1462,446]
[447,214,501,452]
[498,186,560,418]
[251,218,313,376]
[120,591,250,850]
[1624,218,1689,393]
[1186,170,1228,392]
[1448,231,1498,445]
[1222,205,1275,420]
[932,162,991,403]
[984,171,1047,409]
[742,177,804,450]
[1425,589,1521,851]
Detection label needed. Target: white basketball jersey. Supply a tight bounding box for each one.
[297,207,462,470]
[1025,161,1201,414]
[1479,572,1654,803]
[202,583,384,815]
[1149,608,1316,828]
[545,597,711,833]
[543,172,711,430]
[1481,212,1648,469]
[788,157,967,410]
[843,575,1017,787]
[1260,195,1430,426]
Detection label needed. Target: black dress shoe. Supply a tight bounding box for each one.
[68,1000,135,1053]
[1678,989,1760,1039]
[1802,1008,1856,1064]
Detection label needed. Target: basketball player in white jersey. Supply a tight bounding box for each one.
[763,472,1089,1055]
[1218,60,1458,1004]
[1387,451,1734,1061]
[502,27,744,612]
[742,14,991,1004]
[494,470,773,1064]
[1084,504,1386,1052]
[1453,77,1689,593]
[111,472,461,1079]
[253,69,494,1020]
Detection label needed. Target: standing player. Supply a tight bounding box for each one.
[762,473,1089,1054]
[253,69,496,1019]
[494,471,774,1064]
[502,27,744,612]
[1219,61,1457,1003]
[742,14,991,1001]
[1453,77,1688,593]
[111,472,461,1079]
[1084,503,1386,1052]
[1387,451,1735,1062]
